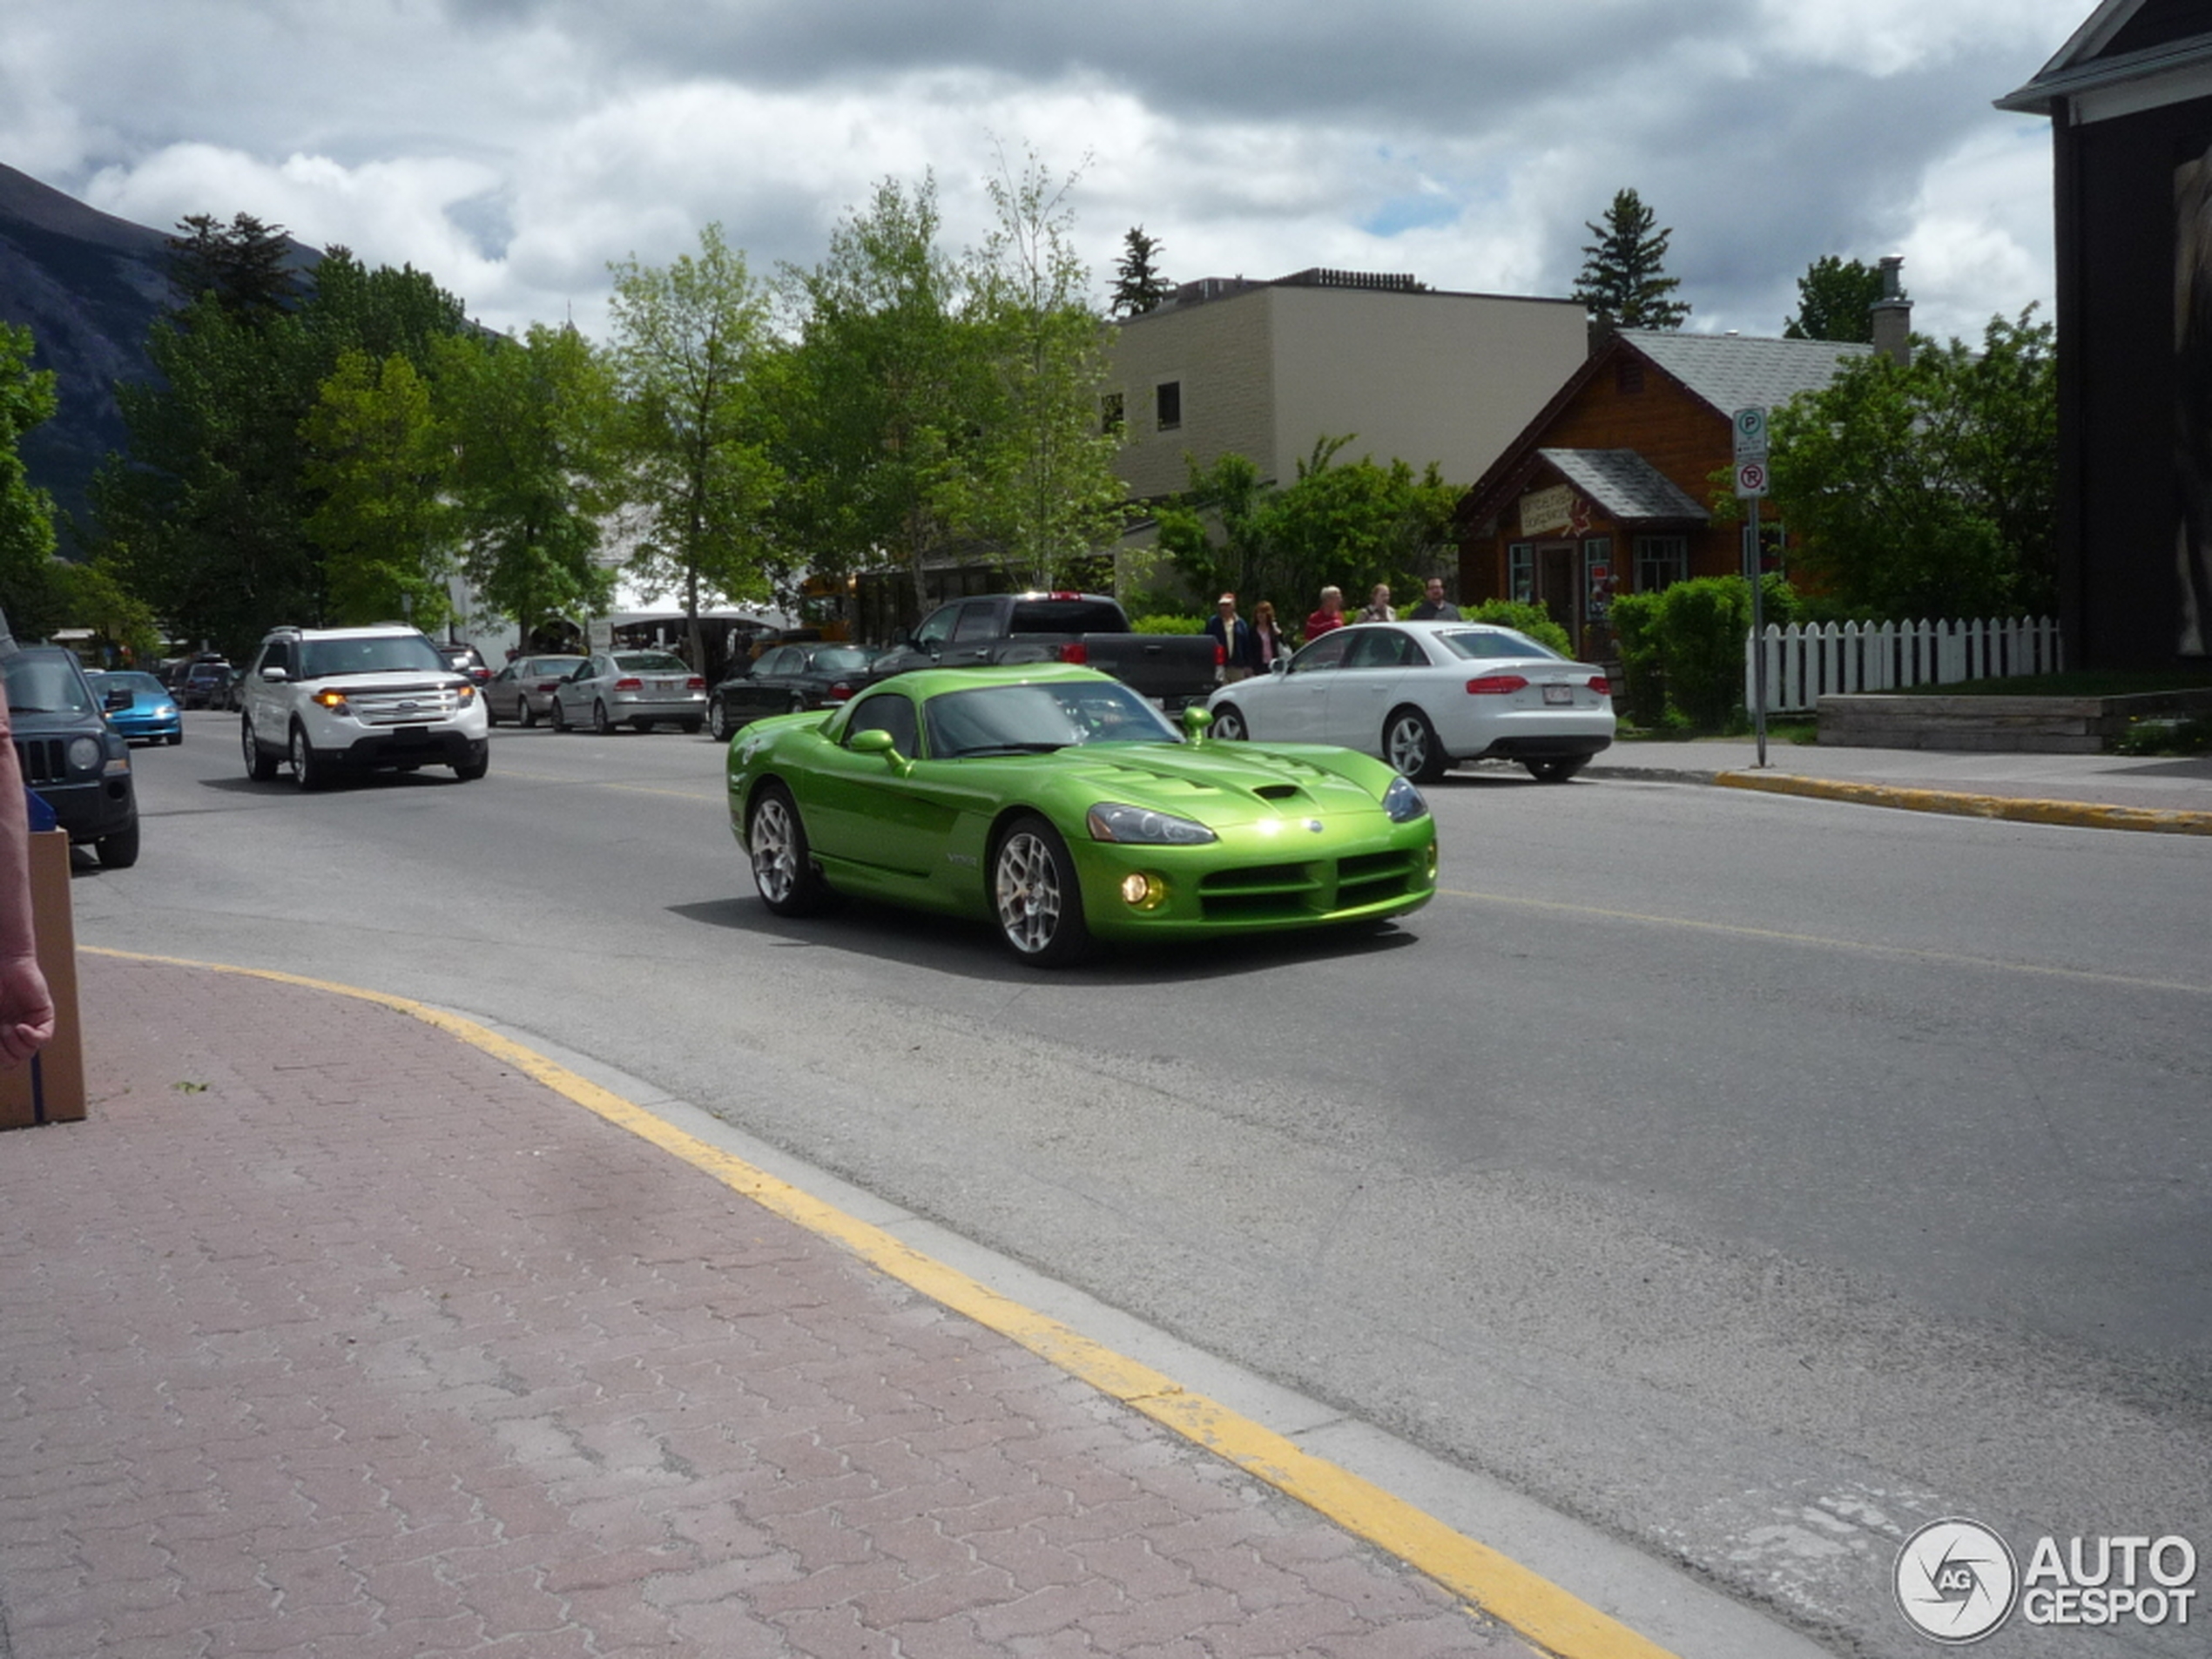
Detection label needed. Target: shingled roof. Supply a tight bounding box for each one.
[1616,330,1874,419]
[1536,448,1708,523]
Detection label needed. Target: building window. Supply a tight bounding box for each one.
[1100,392,1124,436]
[1155,380,1182,431]
[1582,536,1614,620]
[1634,534,1688,591]
[1615,358,1644,395]
[1507,542,1534,604]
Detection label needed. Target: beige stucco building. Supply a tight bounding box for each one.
[1103,269,1590,503]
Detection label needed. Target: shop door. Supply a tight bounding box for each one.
[1537,543,1580,653]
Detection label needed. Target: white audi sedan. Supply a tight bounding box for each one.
[1204,620,1615,783]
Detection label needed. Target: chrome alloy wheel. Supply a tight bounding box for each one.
[750,792,801,905]
[994,827,1064,955]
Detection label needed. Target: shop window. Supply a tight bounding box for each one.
[1635,534,1688,591]
[1582,536,1615,620]
[1507,542,1534,604]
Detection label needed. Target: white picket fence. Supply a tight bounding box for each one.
[1744,617,2065,713]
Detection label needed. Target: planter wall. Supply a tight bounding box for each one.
[1817,689,2212,752]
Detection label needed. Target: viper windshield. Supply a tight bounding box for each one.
[924,680,1180,759]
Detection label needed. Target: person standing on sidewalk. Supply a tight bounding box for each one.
[1204,593,1258,683]
[1410,577,1460,620]
[1305,585,1346,641]
[1357,583,1395,624]
[1251,600,1290,671]
[0,603,57,1066]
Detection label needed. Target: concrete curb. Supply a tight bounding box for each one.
[1583,764,1724,787]
[1711,770,2212,835]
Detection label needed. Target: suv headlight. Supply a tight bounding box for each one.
[311,688,351,711]
[1383,775,1429,822]
[66,736,102,772]
[1086,802,1217,846]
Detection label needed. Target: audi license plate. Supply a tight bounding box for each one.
[1542,684,1573,705]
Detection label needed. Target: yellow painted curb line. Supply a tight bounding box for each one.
[86,946,1679,1659]
[1714,771,2212,835]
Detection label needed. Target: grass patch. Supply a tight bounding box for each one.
[1882,669,2212,698]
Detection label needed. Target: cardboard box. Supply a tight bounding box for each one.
[0,829,85,1129]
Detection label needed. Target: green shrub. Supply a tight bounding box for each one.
[1606,590,1667,727]
[2111,713,2212,755]
[1653,577,1750,730]
[1128,612,1204,635]
[1462,599,1574,657]
[1633,575,1804,732]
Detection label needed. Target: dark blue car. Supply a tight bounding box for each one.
[5,647,139,867]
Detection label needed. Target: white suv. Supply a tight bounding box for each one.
[240,624,489,789]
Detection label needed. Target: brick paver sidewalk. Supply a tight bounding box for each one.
[0,955,1531,1657]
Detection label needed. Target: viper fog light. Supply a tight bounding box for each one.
[1118,871,1165,909]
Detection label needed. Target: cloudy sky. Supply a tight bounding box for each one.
[5,0,2087,347]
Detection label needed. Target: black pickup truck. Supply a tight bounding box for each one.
[870,592,1222,707]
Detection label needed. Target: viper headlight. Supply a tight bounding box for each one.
[1086,802,1217,846]
[1383,775,1429,823]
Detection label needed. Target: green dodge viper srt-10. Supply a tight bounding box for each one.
[725,664,1437,966]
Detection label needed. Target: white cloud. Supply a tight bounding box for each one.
[18,0,2083,348]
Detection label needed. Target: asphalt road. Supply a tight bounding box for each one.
[70,711,2212,1659]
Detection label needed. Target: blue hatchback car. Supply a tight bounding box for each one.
[92,670,184,745]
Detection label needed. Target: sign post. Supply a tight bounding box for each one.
[1733,408,1770,768]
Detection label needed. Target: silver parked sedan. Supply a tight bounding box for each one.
[485,654,588,726]
[1204,619,1615,783]
[548,651,707,733]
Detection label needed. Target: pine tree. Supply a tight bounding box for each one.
[165,212,301,323]
[1110,226,1170,317]
[1572,189,1689,332]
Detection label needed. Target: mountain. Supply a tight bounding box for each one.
[0,162,179,542]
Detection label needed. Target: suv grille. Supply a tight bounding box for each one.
[337,682,467,725]
[12,737,66,786]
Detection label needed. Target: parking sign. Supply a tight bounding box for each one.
[1733,406,1769,461]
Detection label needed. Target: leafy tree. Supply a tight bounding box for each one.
[1768,308,2056,618]
[1784,256,1884,343]
[93,294,326,654]
[777,176,989,624]
[959,152,1127,589]
[0,321,63,640]
[438,325,618,650]
[300,349,456,626]
[1155,451,1273,603]
[56,557,162,665]
[1157,438,1460,625]
[93,247,475,657]
[607,223,782,670]
[1110,226,1171,317]
[1573,188,1689,332]
[165,212,301,323]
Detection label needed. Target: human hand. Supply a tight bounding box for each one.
[0,954,56,1067]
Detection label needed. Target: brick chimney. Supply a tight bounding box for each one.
[1870,256,1912,367]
